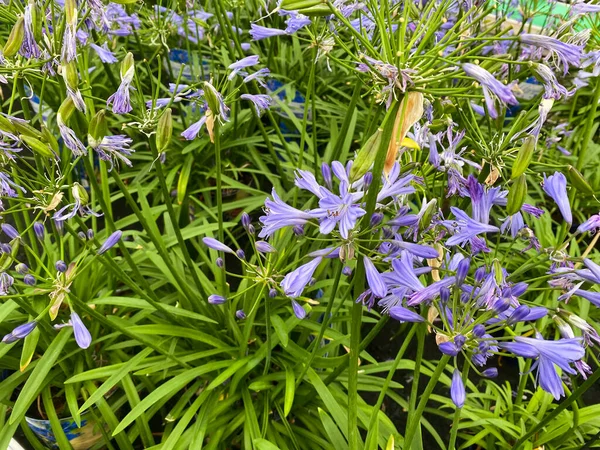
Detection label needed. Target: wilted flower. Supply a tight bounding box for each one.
[107,53,135,114]
[240,94,272,115]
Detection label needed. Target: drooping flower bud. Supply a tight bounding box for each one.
[97,230,122,255]
[15,263,28,274]
[23,274,36,286]
[439,341,460,356]
[1,223,20,240]
[208,294,226,305]
[236,249,246,259]
[0,244,11,254]
[71,312,92,349]
[203,237,234,254]
[342,266,353,276]
[256,241,276,253]
[389,305,424,323]
[2,321,37,344]
[481,368,498,378]
[291,300,306,319]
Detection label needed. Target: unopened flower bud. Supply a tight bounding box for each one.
[236,249,245,259]
[15,263,28,274]
[216,257,224,268]
[370,212,383,227]
[293,224,304,236]
[342,266,352,276]
[97,230,122,254]
[321,163,332,189]
[363,172,373,189]
[87,229,94,240]
[1,223,20,240]
[474,266,486,284]
[456,258,470,286]
[481,368,498,378]
[236,309,246,320]
[241,212,251,229]
[247,224,256,235]
[440,287,450,303]
[454,334,466,348]
[269,288,277,298]
[256,241,276,253]
[473,324,486,337]
[55,260,67,272]
[492,297,510,314]
[1,244,12,254]
[439,341,460,356]
[33,222,45,240]
[2,321,37,344]
[208,294,226,304]
[78,231,86,240]
[507,305,530,325]
[23,274,36,285]
[291,300,306,319]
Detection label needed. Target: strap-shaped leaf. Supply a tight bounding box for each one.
[10,328,72,425]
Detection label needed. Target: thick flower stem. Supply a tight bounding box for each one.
[404,354,451,447]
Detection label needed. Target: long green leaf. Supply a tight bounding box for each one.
[10,328,72,425]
